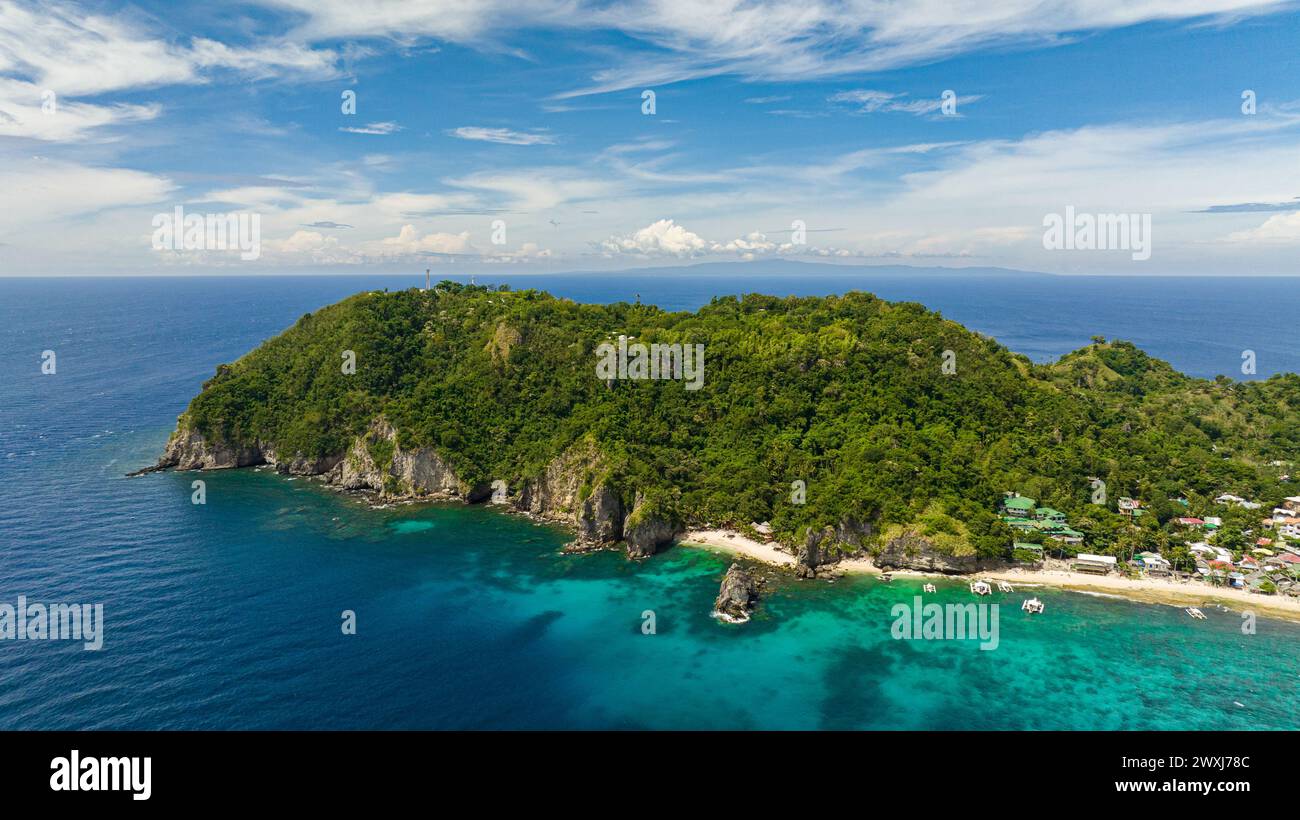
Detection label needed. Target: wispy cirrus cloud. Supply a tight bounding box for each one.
[249,0,1291,98]
[829,89,983,117]
[339,121,402,135]
[447,126,557,145]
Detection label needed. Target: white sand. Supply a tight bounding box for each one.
[682,529,795,565]
[679,529,1300,623]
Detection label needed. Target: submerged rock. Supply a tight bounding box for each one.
[713,563,761,623]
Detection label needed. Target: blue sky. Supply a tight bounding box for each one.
[4,0,1300,274]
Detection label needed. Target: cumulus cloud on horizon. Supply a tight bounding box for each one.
[598,218,852,259]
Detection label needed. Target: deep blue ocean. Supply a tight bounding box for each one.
[2,270,1298,730]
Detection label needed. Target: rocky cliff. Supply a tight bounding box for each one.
[873,532,981,574]
[331,418,474,498]
[794,518,873,577]
[134,417,681,558]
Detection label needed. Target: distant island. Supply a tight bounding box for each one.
[133,282,1300,610]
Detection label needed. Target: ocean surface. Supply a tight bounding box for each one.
[1,271,1298,730]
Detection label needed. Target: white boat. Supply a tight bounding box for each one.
[998,581,1014,593]
[922,583,936,594]
[970,581,991,596]
[1186,607,1206,620]
[1021,597,1044,614]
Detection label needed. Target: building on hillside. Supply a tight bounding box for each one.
[1190,543,1233,563]
[1283,496,1300,512]
[1117,497,1144,517]
[1001,494,1036,518]
[1034,506,1067,524]
[1216,493,1263,510]
[1174,516,1205,528]
[1037,521,1084,546]
[1002,516,1038,532]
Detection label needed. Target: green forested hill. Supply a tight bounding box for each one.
[177,282,1300,559]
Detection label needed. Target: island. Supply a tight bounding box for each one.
[132,282,1300,615]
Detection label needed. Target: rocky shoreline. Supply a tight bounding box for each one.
[128,417,692,559]
[128,422,1300,626]
[129,414,1007,583]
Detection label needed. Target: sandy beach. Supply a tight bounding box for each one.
[681,529,1300,624]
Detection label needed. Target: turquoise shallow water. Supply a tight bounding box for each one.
[1,275,1298,729]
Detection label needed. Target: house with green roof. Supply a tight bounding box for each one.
[1001,494,1036,518]
[1002,516,1038,531]
[1012,541,1045,564]
[1044,526,1084,546]
[1034,506,1067,524]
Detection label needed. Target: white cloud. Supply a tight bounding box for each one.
[566,0,1288,96]
[600,218,710,256]
[0,0,338,141]
[1225,211,1300,242]
[339,121,403,135]
[370,224,476,256]
[0,79,160,141]
[829,89,983,116]
[448,126,556,145]
[0,158,174,229]
[248,1,1288,97]
[599,219,853,259]
[448,169,617,211]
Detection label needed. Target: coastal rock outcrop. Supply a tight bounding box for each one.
[835,517,873,551]
[874,532,980,574]
[713,563,761,623]
[792,518,872,578]
[145,426,266,472]
[576,482,624,545]
[269,451,343,476]
[333,418,470,499]
[512,439,604,520]
[623,493,682,558]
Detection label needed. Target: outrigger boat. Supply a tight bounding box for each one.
[1021,597,1044,614]
[922,583,936,594]
[1186,607,1206,620]
[998,581,1014,593]
[969,580,991,596]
